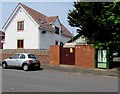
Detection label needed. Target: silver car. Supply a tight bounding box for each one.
[2,53,41,71]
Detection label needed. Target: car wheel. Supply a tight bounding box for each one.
[23,64,29,71]
[2,62,7,69]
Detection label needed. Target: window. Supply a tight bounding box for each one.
[17,40,24,48]
[11,54,20,59]
[55,26,59,34]
[28,54,36,59]
[55,41,58,45]
[17,21,24,30]
[20,54,26,59]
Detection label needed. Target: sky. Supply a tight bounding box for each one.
[0,0,78,36]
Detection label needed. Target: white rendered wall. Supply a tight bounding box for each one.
[39,17,71,49]
[39,30,70,49]
[3,7,39,49]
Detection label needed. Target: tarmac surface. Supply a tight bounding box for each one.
[0,62,119,77]
[2,66,118,92]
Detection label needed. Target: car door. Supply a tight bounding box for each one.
[8,54,20,66]
[17,54,26,66]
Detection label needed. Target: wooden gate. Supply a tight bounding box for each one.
[60,47,75,65]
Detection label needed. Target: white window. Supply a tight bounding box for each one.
[17,21,24,31]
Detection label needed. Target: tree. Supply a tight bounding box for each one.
[68,2,120,50]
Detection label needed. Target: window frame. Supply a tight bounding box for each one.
[55,26,59,34]
[17,21,24,31]
[17,39,24,48]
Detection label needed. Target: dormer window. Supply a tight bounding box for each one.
[17,21,24,31]
[55,26,59,34]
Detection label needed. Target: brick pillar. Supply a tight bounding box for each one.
[75,45,95,68]
[50,45,60,65]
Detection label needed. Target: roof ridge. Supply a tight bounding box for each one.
[20,3,47,17]
[48,16,57,17]
[20,3,48,24]
[19,3,56,32]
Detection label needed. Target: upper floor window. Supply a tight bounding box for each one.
[55,26,59,34]
[17,21,24,31]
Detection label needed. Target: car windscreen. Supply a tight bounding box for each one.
[28,54,36,59]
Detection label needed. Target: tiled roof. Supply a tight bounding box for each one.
[47,16,57,24]
[47,17,73,38]
[20,3,73,38]
[20,3,54,32]
[61,24,73,38]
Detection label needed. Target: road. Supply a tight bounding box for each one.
[0,66,2,93]
[1,66,118,92]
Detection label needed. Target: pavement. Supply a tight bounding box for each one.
[41,63,118,77]
[0,61,119,77]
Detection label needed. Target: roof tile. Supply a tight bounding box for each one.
[61,24,73,38]
[20,3,73,38]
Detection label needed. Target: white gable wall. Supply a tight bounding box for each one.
[53,17,61,31]
[39,17,71,49]
[3,7,39,49]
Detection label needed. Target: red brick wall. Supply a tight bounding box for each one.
[75,45,95,68]
[50,45,60,65]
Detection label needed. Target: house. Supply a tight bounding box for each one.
[0,31,5,49]
[63,34,87,48]
[2,3,73,49]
